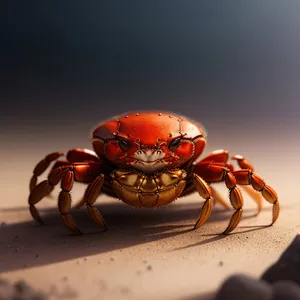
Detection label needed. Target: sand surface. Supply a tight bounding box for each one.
[1,131,299,300]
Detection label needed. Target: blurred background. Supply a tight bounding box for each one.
[1,1,299,155]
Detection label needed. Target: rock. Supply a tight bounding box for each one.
[0,278,47,300]
[0,278,14,299]
[261,235,300,284]
[215,274,272,300]
[272,281,300,300]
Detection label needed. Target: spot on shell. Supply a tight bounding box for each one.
[158,113,162,116]
[136,138,140,142]
[136,113,139,116]
[160,127,163,130]
[169,115,172,118]
[125,116,129,118]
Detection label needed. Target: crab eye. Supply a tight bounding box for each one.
[118,138,131,152]
[168,138,182,152]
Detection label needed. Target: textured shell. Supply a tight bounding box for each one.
[111,168,187,207]
[92,111,205,144]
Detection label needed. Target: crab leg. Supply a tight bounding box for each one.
[194,164,244,234]
[232,154,255,170]
[28,161,103,230]
[43,148,102,208]
[221,169,244,234]
[66,148,100,163]
[58,169,82,234]
[29,152,64,192]
[196,150,262,213]
[57,166,107,234]
[199,149,230,165]
[28,167,67,224]
[232,169,279,225]
[231,155,263,213]
[193,174,214,228]
[83,175,107,230]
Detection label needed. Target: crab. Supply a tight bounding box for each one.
[28,111,279,235]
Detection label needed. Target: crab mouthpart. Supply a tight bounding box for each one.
[134,149,165,161]
[131,159,169,173]
[130,149,168,173]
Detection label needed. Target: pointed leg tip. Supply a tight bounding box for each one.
[256,206,263,215]
[193,222,200,230]
[74,229,83,235]
[100,222,108,232]
[31,214,45,225]
[221,230,230,235]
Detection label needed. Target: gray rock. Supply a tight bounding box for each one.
[0,278,14,300]
[0,278,47,300]
[261,235,300,285]
[215,274,272,300]
[272,281,300,300]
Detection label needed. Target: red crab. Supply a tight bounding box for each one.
[28,111,279,235]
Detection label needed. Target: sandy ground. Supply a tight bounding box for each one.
[1,131,299,300]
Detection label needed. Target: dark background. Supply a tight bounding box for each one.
[1,1,299,146]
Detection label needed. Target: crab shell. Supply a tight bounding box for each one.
[92,111,206,173]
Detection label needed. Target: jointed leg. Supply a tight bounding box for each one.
[51,160,86,209]
[194,164,244,234]
[195,159,279,232]
[28,160,73,222]
[84,175,107,230]
[58,167,107,234]
[29,152,64,192]
[58,169,82,234]
[222,170,244,234]
[61,148,100,209]
[197,150,231,209]
[28,167,67,224]
[29,148,101,207]
[232,155,254,171]
[232,155,263,213]
[193,175,214,228]
[233,169,279,225]
[198,150,262,212]
[28,161,105,233]
[29,148,99,193]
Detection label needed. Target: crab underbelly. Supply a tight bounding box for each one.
[110,169,187,208]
